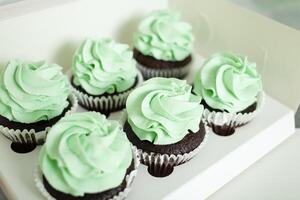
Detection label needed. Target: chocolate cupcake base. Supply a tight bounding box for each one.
[42,161,134,200]
[0,94,78,145]
[134,49,192,80]
[124,121,208,177]
[71,72,143,116]
[202,91,265,136]
[124,121,206,155]
[35,146,140,200]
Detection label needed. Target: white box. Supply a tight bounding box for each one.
[0,55,295,200]
[170,0,300,110]
[0,0,296,199]
[0,93,295,200]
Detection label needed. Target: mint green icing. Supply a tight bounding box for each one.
[0,60,70,124]
[134,10,194,62]
[193,52,263,113]
[39,112,132,197]
[126,77,203,145]
[72,38,138,96]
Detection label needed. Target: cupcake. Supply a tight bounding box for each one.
[0,60,77,145]
[71,38,142,116]
[124,77,208,177]
[36,112,139,200]
[133,10,194,79]
[193,52,264,136]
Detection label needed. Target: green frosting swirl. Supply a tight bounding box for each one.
[126,77,203,145]
[0,60,70,123]
[194,52,263,113]
[134,10,194,62]
[72,38,138,95]
[39,112,132,197]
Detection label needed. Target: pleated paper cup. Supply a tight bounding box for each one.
[34,146,140,200]
[136,121,209,177]
[137,62,191,80]
[203,91,265,136]
[0,94,78,145]
[71,72,143,116]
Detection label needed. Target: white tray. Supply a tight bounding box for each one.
[0,95,294,200]
[0,56,295,200]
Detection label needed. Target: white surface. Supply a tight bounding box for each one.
[0,0,300,110]
[229,0,300,30]
[170,0,300,111]
[0,0,167,68]
[0,94,295,200]
[210,131,300,200]
[0,0,23,6]
[0,1,298,199]
[0,0,76,21]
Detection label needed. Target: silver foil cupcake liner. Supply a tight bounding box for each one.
[0,94,78,145]
[34,146,140,200]
[203,91,265,136]
[136,121,209,177]
[136,62,192,80]
[71,71,143,115]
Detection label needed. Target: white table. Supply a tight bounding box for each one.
[1,129,299,200]
[0,55,296,199]
[229,0,300,30]
[1,131,299,200]
[210,130,300,200]
[0,94,296,200]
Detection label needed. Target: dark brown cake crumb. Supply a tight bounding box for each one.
[124,121,206,155]
[43,160,135,200]
[0,100,72,132]
[133,48,192,69]
[201,100,257,114]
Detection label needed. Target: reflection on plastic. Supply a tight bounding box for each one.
[230,0,300,30]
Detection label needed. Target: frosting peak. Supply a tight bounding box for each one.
[134,10,194,61]
[194,52,263,112]
[0,60,70,123]
[39,112,132,196]
[126,77,203,145]
[72,38,138,95]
